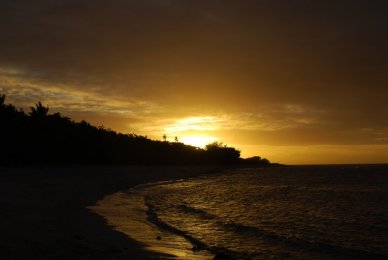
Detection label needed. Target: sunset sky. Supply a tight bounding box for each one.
[1,0,387,164]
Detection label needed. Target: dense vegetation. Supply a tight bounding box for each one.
[0,94,271,166]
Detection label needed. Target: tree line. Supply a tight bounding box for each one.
[0,94,271,166]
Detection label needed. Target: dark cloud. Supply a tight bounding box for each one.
[1,0,388,162]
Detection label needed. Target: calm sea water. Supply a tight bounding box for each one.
[92,165,388,259]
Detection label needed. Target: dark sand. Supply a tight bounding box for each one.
[0,165,225,259]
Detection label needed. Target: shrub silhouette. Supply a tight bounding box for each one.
[205,142,241,164]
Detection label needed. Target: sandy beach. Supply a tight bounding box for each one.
[0,165,225,259]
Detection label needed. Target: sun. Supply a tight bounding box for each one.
[180,136,218,148]
[162,116,221,148]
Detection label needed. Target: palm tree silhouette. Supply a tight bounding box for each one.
[30,102,49,117]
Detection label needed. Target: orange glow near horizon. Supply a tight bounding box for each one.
[163,116,221,148]
[180,135,218,148]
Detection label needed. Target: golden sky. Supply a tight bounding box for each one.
[1,0,387,164]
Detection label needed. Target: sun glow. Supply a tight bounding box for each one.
[180,136,218,148]
[162,116,222,147]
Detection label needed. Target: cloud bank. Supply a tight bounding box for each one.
[1,0,387,163]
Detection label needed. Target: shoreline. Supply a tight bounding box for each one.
[90,177,217,259]
[0,165,231,259]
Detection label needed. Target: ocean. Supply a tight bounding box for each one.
[91,165,388,259]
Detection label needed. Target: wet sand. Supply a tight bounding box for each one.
[0,165,225,259]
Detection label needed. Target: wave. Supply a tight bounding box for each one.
[145,200,388,259]
[176,204,218,220]
[145,200,251,259]
[221,222,388,259]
